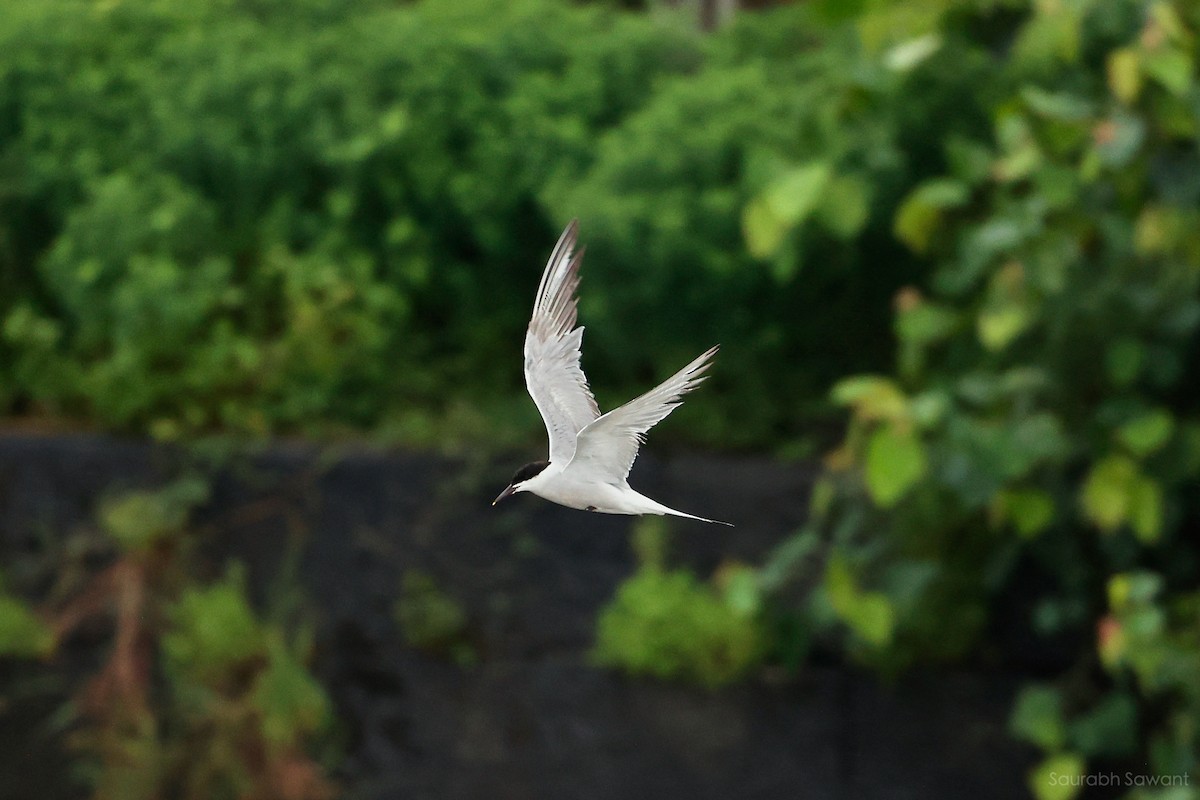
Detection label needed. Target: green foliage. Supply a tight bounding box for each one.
[0,0,992,450]
[594,520,763,688]
[99,475,209,553]
[155,567,334,799]
[394,569,475,665]
[162,567,266,690]
[253,634,333,753]
[0,592,53,658]
[757,0,1200,791]
[554,4,993,445]
[0,0,706,443]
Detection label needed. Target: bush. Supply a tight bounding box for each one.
[547,3,995,446]
[0,0,703,440]
[0,0,999,452]
[594,519,763,688]
[757,0,1200,794]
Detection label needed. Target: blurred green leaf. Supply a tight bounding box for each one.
[1143,48,1193,96]
[163,568,264,689]
[883,33,942,72]
[865,424,926,507]
[1029,753,1084,800]
[1080,455,1137,533]
[1128,476,1163,543]
[253,635,332,751]
[1067,692,1138,758]
[978,303,1033,351]
[0,595,54,658]
[894,179,969,253]
[896,301,959,346]
[831,375,908,422]
[1107,48,1141,103]
[1106,338,1144,386]
[1021,86,1093,121]
[1010,684,1066,751]
[1117,410,1175,457]
[995,488,1056,538]
[100,476,209,552]
[743,195,790,260]
[816,174,871,239]
[825,553,894,647]
[767,162,833,226]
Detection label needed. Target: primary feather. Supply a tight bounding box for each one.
[522,220,600,465]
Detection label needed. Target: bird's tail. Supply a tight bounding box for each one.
[631,491,734,527]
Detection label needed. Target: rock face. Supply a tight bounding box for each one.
[0,433,1032,800]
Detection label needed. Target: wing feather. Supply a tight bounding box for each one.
[568,345,718,482]
[523,220,601,464]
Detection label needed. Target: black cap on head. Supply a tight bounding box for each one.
[510,460,550,485]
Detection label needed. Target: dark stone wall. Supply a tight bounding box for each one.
[0,433,1032,800]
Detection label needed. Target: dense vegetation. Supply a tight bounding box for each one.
[0,0,935,449]
[2,0,1199,798]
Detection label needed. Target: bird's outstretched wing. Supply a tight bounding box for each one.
[568,345,718,482]
[524,220,602,465]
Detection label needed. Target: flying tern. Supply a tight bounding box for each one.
[492,221,731,526]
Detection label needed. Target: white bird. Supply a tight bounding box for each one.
[492,220,731,526]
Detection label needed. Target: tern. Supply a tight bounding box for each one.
[492,221,731,526]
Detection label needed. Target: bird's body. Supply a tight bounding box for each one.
[493,221,731,526]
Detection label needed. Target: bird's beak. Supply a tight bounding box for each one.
[492,484,517,506]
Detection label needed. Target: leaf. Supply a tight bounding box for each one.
[719,564,761,618]
[816,174,871,239]
[1143,48,1193,96]
[865,424,927,507]
[1080,455,1137,532]
[978,303,1033,351]
[849,592,895,647]
[883,34,942,72]
[1067,692,1138,758]
[162,568,265,688]
[1128,476,1163,543]
[253,636,332,750]
[1021,86,1094,121]
[1106,338,1143,386]
[1107,47,1141,103]
[99,476,210,553]
[830,375,908,422]
[1010,684,1066,751]
[765,162,833,226]
[896,302,959,346]
[894,179,969,253]
[1029,753,1085,800]
[0,595,54,658]
[997,489,1056,538]
[1117,410,1174,456]
[743,195,788,259]
[825,554,894,647]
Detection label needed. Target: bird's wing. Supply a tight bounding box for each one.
[524,220,601,464]
[568,345,718,482]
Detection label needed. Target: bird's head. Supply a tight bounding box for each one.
[492,460,551,505]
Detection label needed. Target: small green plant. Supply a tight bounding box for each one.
[394,569,475,666]
[0,584,54,658]
[594,518,763,689]
[40,476,337,800]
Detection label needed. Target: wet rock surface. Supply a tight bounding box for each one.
[0,433,1032,799]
